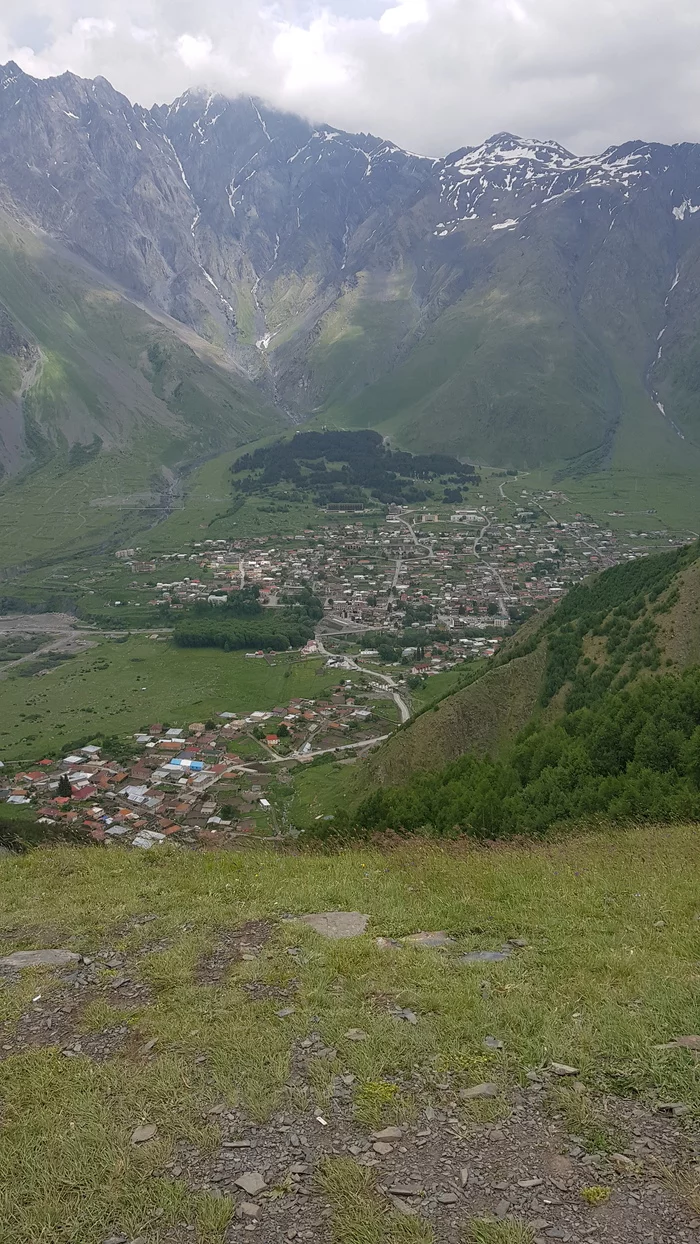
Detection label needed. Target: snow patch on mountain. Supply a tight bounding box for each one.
[672,199,700,220]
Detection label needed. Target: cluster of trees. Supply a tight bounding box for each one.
[494,542,698,712]
[361,624,453,664]
[341,666,700,840]
[173,587,322,652]
[174,617,315,651]
[231,430,480,507]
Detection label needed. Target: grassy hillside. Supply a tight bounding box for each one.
[367,643,547,788]
[361,541,700,794]
[324,284,619,469]
[344,541,700,839]
[1,827,699,1243]
[0,214,283,570]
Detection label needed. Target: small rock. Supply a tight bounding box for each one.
[460,950,511,964]
[236,1172,267,1196]
[508,938,528,948]
[344,1028,368,1041]
[484,1036,504,1050]
[239,1203,261,1220]
[460,1082,499,1099]
[373,1142,394,1155]
[550,1063,579,1076]
[138,1038,157,1054]
[657,1102,689,1116]
[295,912,369,939]
[0,949,80,969]
[390,1196,417,1216]
[489,1129,505,1141]
[276,1008,295,1018]
[131,1123,157,1144]
[389,1184,422,1197]
[437,1192,459,1204]
[402,931,454,949]
[391,1007,418,1024]
[495,1199,510,1218]
[103,1237,128,1244]
[373,1126,403,1140]
[611,1153,637,1173]
[518,1177,544,1188]
[376,937,403,950]
[460,1168,470,1187]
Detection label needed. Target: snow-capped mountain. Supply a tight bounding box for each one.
[2,59,700,475]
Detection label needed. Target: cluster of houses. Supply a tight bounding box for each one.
[111,493,633,644]
[1,686,390,848]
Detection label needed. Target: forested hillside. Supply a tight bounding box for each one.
[336,541,700,839]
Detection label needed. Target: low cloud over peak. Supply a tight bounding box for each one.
[2,0,700,155]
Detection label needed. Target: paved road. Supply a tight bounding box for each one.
[250,733,392,766]
[396,516,435,562]
[315,623,411,723]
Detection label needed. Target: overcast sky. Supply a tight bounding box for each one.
[2,0,700,156]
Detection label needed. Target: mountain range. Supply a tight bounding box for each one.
[2,60,700,485]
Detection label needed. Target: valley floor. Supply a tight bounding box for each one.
[1,825,699,1243]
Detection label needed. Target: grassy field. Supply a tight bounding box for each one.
[0,641,342,761]
[1,824,699,1242]
[287,757,363,826]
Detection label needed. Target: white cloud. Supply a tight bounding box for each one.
[379,0,429,37]
[273,14,352,93]
[1,0,700,155]
[176,33,213,70]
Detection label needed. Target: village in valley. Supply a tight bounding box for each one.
[0,477,685,850]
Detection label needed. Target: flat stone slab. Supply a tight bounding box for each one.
[460,1082,499,1099]
[402,930,454,949]
[235,1171,267,1196]
[459,948,512,964]
[296,911,369,939]
[0,949,80,969]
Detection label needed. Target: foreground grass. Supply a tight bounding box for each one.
[319,1158,434,1243]
[1,824,699,1242]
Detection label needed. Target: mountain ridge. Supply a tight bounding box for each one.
[2,60,700,481]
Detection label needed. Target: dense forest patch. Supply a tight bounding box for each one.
[341,665,700,840]
[231,430,480,507]
[173,586,322,652]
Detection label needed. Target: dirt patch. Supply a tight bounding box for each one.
[0,955,152,1061]
[241,978,298,1003]
[156,1058,700,1244]
[196,921,272,984]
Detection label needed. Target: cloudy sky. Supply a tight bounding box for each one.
[2,0,700,156]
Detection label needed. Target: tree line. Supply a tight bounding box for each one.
[324,666,700,840]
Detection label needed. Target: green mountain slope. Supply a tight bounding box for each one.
[364,541,700,789]
[0,213,284,569]
[343,541,700,839]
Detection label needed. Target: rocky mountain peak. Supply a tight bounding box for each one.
[3,63,700,474]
